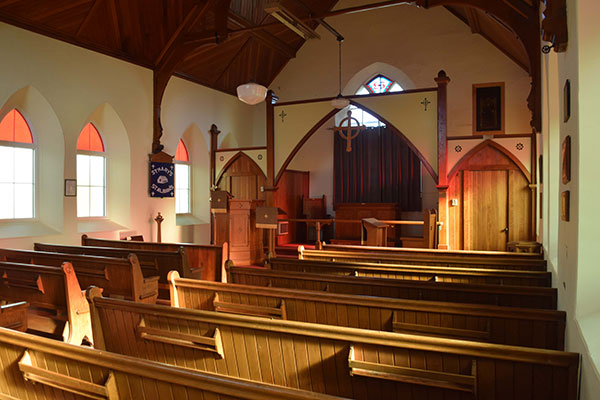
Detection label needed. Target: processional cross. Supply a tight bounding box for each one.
[329,110,366,152]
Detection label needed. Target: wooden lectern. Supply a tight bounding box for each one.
[362,218,389,247]
[228,199,264,266]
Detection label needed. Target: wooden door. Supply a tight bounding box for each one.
[230,175,257,200]
[463,170,509,251]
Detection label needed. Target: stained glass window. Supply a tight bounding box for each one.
[366,75,393,94]
[0,109,35,219]
[77,123,106,217]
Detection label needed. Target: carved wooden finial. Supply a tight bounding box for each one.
[210,124,221,136]
[154,212,164,243]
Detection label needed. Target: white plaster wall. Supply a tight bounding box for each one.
[0,22,253,247]
[270,3,532,137]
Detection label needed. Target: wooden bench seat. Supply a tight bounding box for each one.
[0,261,91,345]
[87,290,580,399]
[169,272,566,350]
[34,242,190,301]
[269,257,552,287]
[0,301,28,332]
[81,234,228,282]
[2,247,159,304]
[0,328,341,400]
[304,246,547,271]
[227,266,558,309]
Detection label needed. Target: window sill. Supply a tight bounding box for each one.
[78,218,128,233]
[0,219,60,239]
[176,214,206,226]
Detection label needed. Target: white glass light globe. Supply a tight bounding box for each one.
[236,83,268,105]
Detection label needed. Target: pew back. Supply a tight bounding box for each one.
[169,272,566,350]
[269,257,552,287]
[2,247,159,303]
[228,266,557,309]
[87,292,579,400]
[0,302,28,332]
[82,234,227,281]
[310,245,547,270]
[0,261,91,344]
[34,243,188,301]
[0,328,342,399]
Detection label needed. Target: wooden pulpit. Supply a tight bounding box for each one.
[362,218,389,247]
[228,199,264,266]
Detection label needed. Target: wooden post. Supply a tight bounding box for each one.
[209,124,221,245]
[265,90,277,257]
[435,70,450,250]
[154,212,164,243]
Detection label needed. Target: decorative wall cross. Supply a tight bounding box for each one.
[279,110,287,122]
[329,110,366,152]
[421,97,431,111]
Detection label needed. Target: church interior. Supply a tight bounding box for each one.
[0,0,598,398]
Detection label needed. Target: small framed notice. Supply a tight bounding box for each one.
[64,179,77,197]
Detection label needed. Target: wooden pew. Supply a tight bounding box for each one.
[169,272,566,350]
[0,261,91,345]
[0,302,28,332]
[269,257,552,287]
[305,245,547,271]
[81,234,228,282]
[34,242,190,301]
[87,290,580,399]
[1,247,159,304]
[227,266,558,309]
[0,328,341,400]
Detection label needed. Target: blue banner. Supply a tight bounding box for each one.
[149,162,174,198]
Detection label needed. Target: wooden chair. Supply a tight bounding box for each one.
[0,261,92,345]
[3,247,159,304]
[0,328,341,399]
[169,272,566,350]
[87,290,580,399]
[302,195,331,243]
[399,209,437,248]
[81,234,228,282]
[270,256,552,287]
[227,266,557,309]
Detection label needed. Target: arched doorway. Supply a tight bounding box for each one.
[216,152,266,201]
[447,140,532,251]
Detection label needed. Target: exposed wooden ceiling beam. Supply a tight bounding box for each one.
[76,0,102,38]
[464,7,480,34]
[29,0,90,21]
[228,12,296,59]
[108,0,121,48]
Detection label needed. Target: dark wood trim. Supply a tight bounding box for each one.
[266,90,275,207]
[435,71,450,187]
[209,124,220,188]
[215,146,267,153]
[215,151,267,187]
[448,133,534,140]
[275,87,438,107]
[274,109,339,185]
[448,139,531,183]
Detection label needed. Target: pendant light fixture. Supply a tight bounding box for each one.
[237,0,268,105]
[331,36,350,109]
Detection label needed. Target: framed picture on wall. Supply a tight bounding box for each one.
[64,179,76,197]
[561,136,571,184]
[564,79,571,123]
[473,82,505,134]
[561,190,570,221]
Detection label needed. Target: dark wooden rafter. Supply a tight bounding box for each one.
[107,0,121,47]
[152,0,231,154]
[76,0,102,37]
[228,12,297,59]
[28,0,89,21]
[464,7,480,34]
[542,0,568,52]
[416,0,542,132]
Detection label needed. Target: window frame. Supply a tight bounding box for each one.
[0,109,37,221]
[76,123,107,219]
[175,139,192,215]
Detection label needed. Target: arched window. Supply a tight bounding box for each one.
[351,74,403,127]
[77,123,106,217]
[0,109,35,219]
[175,139,191,214]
